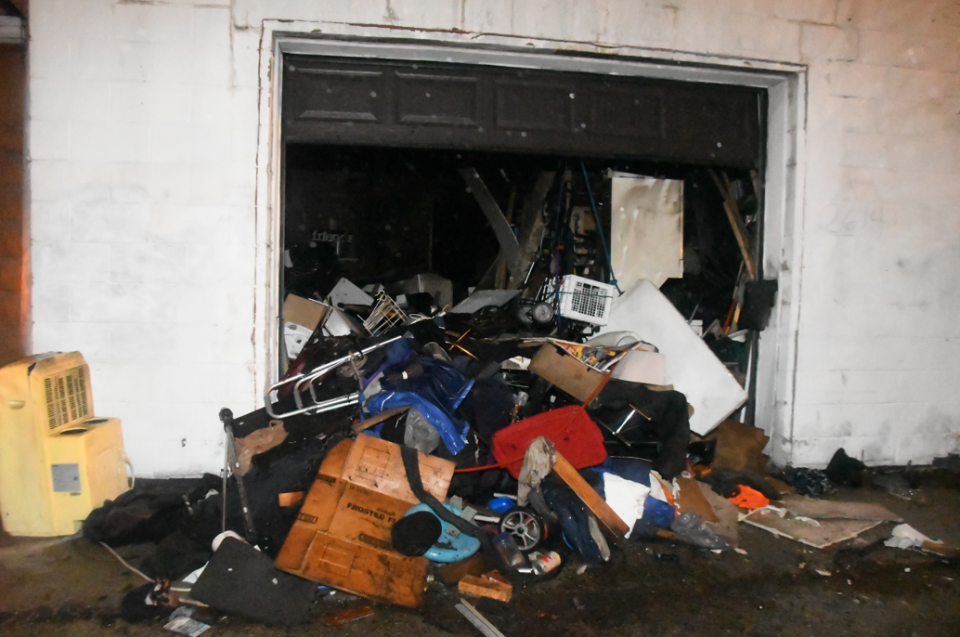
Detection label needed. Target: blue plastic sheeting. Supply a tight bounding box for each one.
[382,358,474,413]
[362,338,415,391]
[588,458,676,530]
[364,390,470,455]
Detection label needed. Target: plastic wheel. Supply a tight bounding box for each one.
[500,507,544,552]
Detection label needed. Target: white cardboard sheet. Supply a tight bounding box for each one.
[610,174,684,290]
[598,279,747,435]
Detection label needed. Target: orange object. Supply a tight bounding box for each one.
[322,604,375,626]
[459,574,512,602]
[728,485,769,509]
[277,491,304,507]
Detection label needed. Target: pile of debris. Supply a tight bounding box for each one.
[80,167,956,634]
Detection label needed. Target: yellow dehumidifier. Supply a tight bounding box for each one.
[0,352,129,536]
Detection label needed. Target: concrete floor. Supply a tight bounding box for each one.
[2,480,959,637]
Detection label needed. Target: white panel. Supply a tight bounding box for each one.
[609,174,684,290]
[598,280,748,435]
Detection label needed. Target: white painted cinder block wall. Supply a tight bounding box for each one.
[26,0,960,476]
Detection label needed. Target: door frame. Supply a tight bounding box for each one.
[252,22,807,466]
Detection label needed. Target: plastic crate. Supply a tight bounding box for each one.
[558,275,615,325]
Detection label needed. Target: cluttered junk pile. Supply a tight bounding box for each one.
[79,168,954,635]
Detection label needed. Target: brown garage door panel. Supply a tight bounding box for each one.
[283,56,762,167]
[396,73,480,127]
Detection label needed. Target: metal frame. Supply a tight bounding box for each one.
[264,335,402,419]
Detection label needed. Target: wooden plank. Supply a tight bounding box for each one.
[352,406,409,433]
[708,169,755,279]
[675,476,719,523]
[552,451,629,540]
[458,574,512,602]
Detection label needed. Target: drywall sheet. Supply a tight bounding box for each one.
[598,279,747,435]
[610,174,683,290]
[742,509,886,549]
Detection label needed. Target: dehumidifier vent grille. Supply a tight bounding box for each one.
[44,366,90,430]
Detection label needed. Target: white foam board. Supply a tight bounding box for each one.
[610,173,684,289]
[598,279,747,435]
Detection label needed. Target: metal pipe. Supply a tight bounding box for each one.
[264,335,402,417]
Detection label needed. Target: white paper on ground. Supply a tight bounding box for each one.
[884,523,940,549]
[610,173,684,289]
[602,473,651,539]
[598,280,748,435]
[164,607,210,636]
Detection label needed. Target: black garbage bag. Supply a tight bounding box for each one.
[588,380,691,480]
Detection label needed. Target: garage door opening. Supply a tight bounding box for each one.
[282,139,763,412]
[274,49,772,443]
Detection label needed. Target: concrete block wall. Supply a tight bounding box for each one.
[28,0,257,476]
[27,0,960,475]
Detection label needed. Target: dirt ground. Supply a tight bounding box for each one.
[2,479,959,637]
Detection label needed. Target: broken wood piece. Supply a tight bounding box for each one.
[675,476,719,523]
[508,172,554,289]
[458,573,512,602]
[743,508,887,549]
[435,553,492,586]
[776,495,900,522]
[706,419,770,474]
[352,406,410,433]
[707,169,755,279]
[321,603,375,626]
[552,451,630,540]
[459,168,521,279]
[233,421,288,476]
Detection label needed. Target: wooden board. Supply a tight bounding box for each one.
[675,477,719,523]
[458,575,512,602]
[699,485,739,547]
[743,509,884,549]
[552,451,629,540]
[352,406,410,433]
[528,344,605,403]
[776,494,900,522]
[707,420,770,474]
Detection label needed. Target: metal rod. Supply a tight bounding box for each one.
[266,392,361,420]
[456,599,507,637]
[219,409,256,542]
[265,335,403,417]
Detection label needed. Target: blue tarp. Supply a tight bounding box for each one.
[364,390,470,455]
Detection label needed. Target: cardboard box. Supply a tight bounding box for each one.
[340,434,454,504]
[283,294,330,331]
[282,295,331,359]
[274,472,429,608]
[528,344,605,402]
[275,437,453,608]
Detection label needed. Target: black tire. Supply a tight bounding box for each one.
[499,506,545,552]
